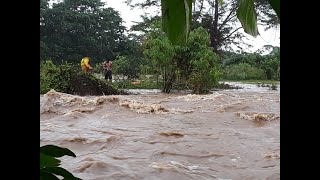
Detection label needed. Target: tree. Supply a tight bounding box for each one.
[255,0,280,30]
[185,27,221,93]
[40,0,127,63]
[126,0,279,54]
[143,22,220,93]
[143,25,176,92]
[220,45,279,80]
[192,0,248,53]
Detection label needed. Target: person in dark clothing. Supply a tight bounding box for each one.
[103,59,112,81]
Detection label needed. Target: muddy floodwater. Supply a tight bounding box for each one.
[40,82,280,180]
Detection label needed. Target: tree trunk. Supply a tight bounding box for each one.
[211,0,219,54]
[163,72,176,93]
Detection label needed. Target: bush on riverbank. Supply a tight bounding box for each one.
[40,60,126,95]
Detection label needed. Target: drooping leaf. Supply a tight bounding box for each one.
[236,0,259,37]
[161,0,193,45]
[43,167,82,180]
[267,0,280,19]
[40,145,76,158]
[40,153,61,168]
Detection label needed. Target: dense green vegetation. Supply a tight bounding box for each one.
[40,0,130,64]
[143,25,220,93]
[40,60,124,95]
[221,46,280,80]
[40,0,279,95]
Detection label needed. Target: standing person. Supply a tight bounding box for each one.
[103,59,112,82]
[81,57,92,73]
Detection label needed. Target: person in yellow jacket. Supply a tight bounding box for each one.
[81,57,92,73]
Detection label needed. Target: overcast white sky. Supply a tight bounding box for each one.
[103,0,280,53]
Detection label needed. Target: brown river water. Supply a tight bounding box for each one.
[40,83,280,180]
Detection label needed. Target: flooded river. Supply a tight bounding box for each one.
[40,82,280,180]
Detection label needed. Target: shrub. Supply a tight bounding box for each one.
[222,63,266,80]
[40,60,124,95]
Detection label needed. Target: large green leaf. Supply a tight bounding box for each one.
[40,153,61,168]
[161,0,192,45]
[267,0,280,19]
[236,0,259,37]
[42,167,82,180]
[40,145,76,158]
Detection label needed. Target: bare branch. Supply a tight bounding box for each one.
[218,6,237,31]
[221,27,242,41]
[194,0,205,21]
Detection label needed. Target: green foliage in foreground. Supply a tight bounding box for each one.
[40,145,81,180]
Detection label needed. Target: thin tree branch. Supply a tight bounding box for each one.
[221,27,242,41]
[218,6,237,31]
[194,0,205,21]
